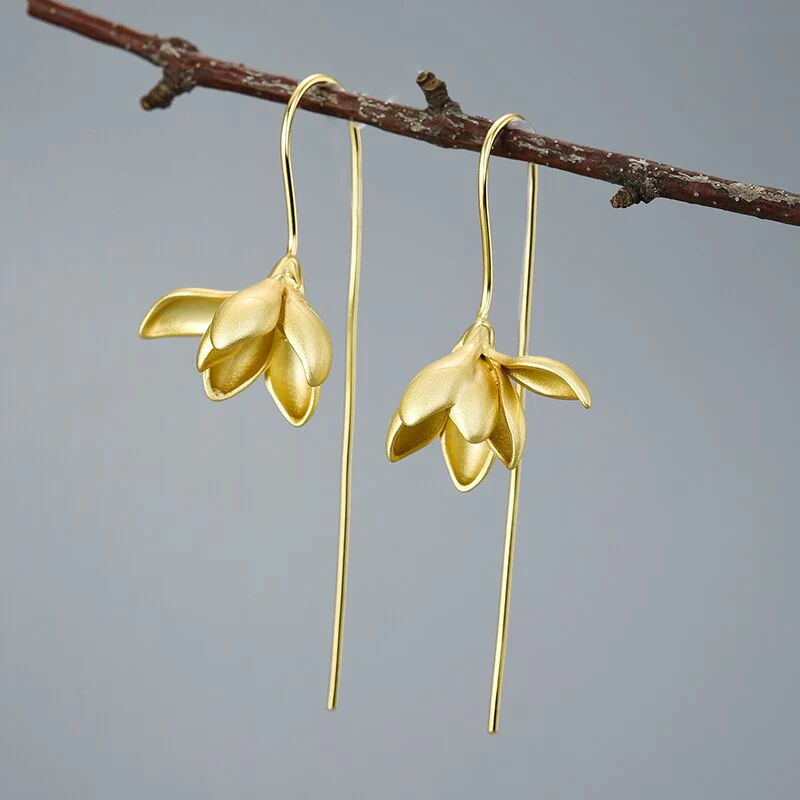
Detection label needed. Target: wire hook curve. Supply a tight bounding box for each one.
[280,74,363,712]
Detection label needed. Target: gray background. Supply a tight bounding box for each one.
[2,1,799,797]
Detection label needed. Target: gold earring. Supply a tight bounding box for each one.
[386,114,591,732]
[139,74,363,711]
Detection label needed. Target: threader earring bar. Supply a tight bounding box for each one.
[476,114,538,734]
[279,74,363,710]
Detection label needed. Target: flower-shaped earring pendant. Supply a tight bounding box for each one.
[140,254,332,425]
[138,74,363,712]
[387,317,590,490]
[386,114,592,733]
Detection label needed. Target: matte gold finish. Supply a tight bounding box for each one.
[139,289,235,338]
[488,118,536,736]
[328,108,363,712]
[139,74,363,711]
[385,113,592,732]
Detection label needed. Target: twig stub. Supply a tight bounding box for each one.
[610,185,656,209]
[140,36,200,110]
[141,67,197,110]
[416,71,460,113]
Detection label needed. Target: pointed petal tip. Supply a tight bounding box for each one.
[441,420,494,492]
[570,378,592,409]
[451,474,481,493]
[201,372,228,402]
[200,335,272,402]
[196,329,213,372]
[502,355,591,408]
[202,372,265,402]
[487,439,522,471]
[266,373,319,427]
[385,414,404,462]
[282,287,333,388]
[264,335,320,426]
[138,306,163,339]
[386,408,447,462]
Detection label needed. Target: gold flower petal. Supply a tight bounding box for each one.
[265,334,320,426]
[448,357,499,443]
[441,418,495,492]
[386,408,449,462]
[139,288,233,338]
[493,352,592,408]
[398,343,481,427]
[196,327,237,372]
[209,277,283,351]
[202,333,273,401]
[282,286,333,387]
[487,361,527,469]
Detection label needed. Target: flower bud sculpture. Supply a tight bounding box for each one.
[387,317,590,491]
[140,254,332,425]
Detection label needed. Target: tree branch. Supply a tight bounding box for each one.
[28,0,800,227]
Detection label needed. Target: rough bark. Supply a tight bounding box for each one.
[28,0,800,227]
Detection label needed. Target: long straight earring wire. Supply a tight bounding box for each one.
[328,121,362,710]
[278,74,363,710]
[488,161,538,734]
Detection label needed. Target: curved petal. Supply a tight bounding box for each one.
[201,333,273,401]
[386,407,448,462]
[282,286,333,387]
[196,327,237,372]
[139,288,233,338]
[441,419,495,492]
[493,352,592,408]
[265,334,320,426]
[487,361,527,469]
[209,277,283,351]
[398,343,481,428]
[448,357,499,443]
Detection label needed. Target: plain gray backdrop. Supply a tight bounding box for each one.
[2,1,799,797]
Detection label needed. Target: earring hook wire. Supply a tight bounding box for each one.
[477,113,539,733]
[280,74,363,711]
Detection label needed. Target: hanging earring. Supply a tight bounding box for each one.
[386,114,591,732]
[139,74,363,711]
